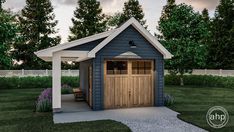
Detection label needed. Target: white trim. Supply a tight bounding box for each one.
[34,29,116,57]
[57,51,88,58]
[38,50,89,62]
[75,57,92,62]
[39,57,79,62]
[52,52,61,109]
[88,17,173,59]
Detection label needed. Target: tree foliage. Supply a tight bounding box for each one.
[159,0,176,22]
[158,3,209,85]
[0,11,18,69]
[68,0,107,41]
[207,0,234,69]
[107,12,122,29]
[12,0,61,69]
[121,0,146,26]
[202,8,209,23]
[0,0,6,11]
[108,0,146,28]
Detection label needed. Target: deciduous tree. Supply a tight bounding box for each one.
[0,11,18,69]
[158,4,209,85]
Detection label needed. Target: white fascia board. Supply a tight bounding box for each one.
[34,29,116,57]
[45,57,79,62]
[75,57,92,62]
[39,57,52,62]
[38,50,89,62]
[57,51,89,58]
[88,17,173,59]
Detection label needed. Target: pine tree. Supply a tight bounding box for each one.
[0,0,5,11]
[202,8,209,23]
[69,0,107,41]
[208,0,234,69]
[118,0,146,26]
[107,12,122,29]
[159,0,176,22]
[12,0,61,69]
[201,8,212,69]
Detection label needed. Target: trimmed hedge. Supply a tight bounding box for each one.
[0,76,79,89]
[0,75,233,89]
[165,75,234,88]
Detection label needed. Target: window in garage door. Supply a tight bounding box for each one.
[132,61,152,74]
[106,61,128,74]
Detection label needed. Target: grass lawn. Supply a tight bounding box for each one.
[165,86,234,132]
[0,88,131,132]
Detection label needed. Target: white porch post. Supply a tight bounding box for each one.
[52,52,61,112]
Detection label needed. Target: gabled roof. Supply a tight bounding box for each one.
[88,18,173,59]
[34,29,116,57]
[35,17,173,61]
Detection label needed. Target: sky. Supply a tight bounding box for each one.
[3,0,220,43]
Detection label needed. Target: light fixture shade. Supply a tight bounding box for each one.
[129,40,137,48]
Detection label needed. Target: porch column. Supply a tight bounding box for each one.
[52,52,61,112]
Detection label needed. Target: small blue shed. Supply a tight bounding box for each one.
[35,18,173,112]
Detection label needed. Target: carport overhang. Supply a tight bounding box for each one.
[35,50,91,62]
[34,50,91,112]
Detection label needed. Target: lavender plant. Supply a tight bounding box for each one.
[164,93,175,106]
[36,88,52,112]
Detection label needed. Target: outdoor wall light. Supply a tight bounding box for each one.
[129,40,137,48]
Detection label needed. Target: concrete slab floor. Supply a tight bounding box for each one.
[54,107,207,132]
[61,94,91,113]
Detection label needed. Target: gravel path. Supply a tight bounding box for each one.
[54,107,207,132]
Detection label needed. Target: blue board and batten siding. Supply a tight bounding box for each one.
[92,25,164,110]
[79,59,92,97]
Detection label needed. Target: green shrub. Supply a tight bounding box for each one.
[61,77,79,87]
[165,75,234,88]
[164,93,174,106]
[0,76,79,89]
[61,84,73,94]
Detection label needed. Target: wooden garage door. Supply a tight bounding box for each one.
[104,60,154,109]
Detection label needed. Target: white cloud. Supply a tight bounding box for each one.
[176,0,219,11]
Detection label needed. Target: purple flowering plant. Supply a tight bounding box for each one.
[36,88,52,112]
[164,93,175,106]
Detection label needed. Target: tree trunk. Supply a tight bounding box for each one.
[180,76,184,86]
[179,70,184,86]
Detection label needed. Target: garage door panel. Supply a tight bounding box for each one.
[104,60,154,109]
[122,77,128,107]
[114,77,119,107]
[130,75,152,107]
